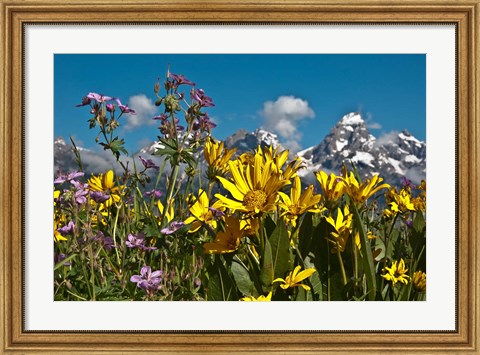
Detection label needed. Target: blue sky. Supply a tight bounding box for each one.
[54,54,425,153]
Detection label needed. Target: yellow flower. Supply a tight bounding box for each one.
[381,258,410,286]
[342,170,390,205]
[203,215,244,254]
[204,137,237,180]
[184,189,224,233]
[325,206,352,253]
[240,292,272,301]
[240,217,260,236]
[387,188,416,213]
[412,270,426,292]
[54,219,67,242]
[87,170,122,207]
[279,176,323,227]
[215,151,290,215]
[157,199,174,223]
[273,265,316,291]
[261,145,303,180]
[315,170,345,209]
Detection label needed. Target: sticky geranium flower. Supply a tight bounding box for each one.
[54,171,84,184]
[144,189,162,199]
[273,266,316,291]
[115,98,136,114]
[184,189,225,233]
[87,92,113,103]
[125,233,157,251]
[191,88,215,107]
[381,258,410,286]
[89,190,110,203]
[168,72,196,87]
[161,221,185,235]
[57,221,75,236]
[203,215,244,254]
[130,266,163,296]
[139,156,159,170]
[240,292,272,301]
[75,96,91,107]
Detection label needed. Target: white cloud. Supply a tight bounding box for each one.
[364,112,382,130]
[367,122,382,130]
[376,131,399,146]
[260,95,315,153]
[124,94,157,130]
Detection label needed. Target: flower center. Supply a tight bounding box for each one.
[243,190,267,210]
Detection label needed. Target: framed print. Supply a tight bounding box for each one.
[1,0,479,353]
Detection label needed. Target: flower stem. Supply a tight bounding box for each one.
[337,247,348,286]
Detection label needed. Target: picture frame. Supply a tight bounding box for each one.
[1,0,478,353]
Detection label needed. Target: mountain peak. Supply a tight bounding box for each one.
[339,112,364,126]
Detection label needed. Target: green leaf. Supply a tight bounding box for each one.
[231,260,255,296]
[206,256,238,301]
[298,213,314,257]
[54,254,77,271]
[304,253,323,301]
[351,203,377,301]
[413,211,426,233]
[269,221,293,280]
[260,237,274,292]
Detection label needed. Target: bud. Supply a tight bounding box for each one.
[164,94,180,113]
[154,80,160,94]
[155,97,163,106]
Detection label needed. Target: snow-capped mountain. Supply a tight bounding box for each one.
[225,128,282,153]
[225,112,426,185]
[54,112,426,186]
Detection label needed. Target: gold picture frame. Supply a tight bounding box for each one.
[1,0,478,353]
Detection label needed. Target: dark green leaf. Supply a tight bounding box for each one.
[269,221,293,280]
[231,260,255,296]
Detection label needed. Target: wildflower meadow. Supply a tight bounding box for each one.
[54,69,426,301]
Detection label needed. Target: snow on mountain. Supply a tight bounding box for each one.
[54,112,426,186]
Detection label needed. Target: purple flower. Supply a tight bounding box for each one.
[87,92,113,103]
[75,96,91,107]
[153,113,169,121]
[193,113,217,132]
[115,98,136,115]
[54,253,71,266]
[54,171,84,184]
[125,233,157,251]
[191,88,215,107]
[106,103,116,112]
[58,221,75,235]
[169,73,195,87]
[161,221,185,235]
[144,189,162,199]
[402,176,415,190]
[208,207,225,219]
[404,218,414,228]
[71,180,89,205]
[90,190,110,203]
[130,266,163,295]
[94,232,116,251]
[139,156,159,170]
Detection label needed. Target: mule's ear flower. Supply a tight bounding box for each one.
[273,266,316,291]
[240,292,272,301]
[381,258,410,286]
[203,215,243,254]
